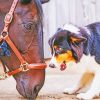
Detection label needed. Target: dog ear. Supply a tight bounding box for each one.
[70,35,87,43]
[70,35,86,62]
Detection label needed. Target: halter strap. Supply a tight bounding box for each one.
[3,0,19,32]
[2,0,27,64]
[0,0,47,80]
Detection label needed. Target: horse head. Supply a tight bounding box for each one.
[0,0,49,99]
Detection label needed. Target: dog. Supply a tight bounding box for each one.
[48,22,100,100]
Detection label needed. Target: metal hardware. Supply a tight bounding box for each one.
[1,31,8,38]
[4,13,13,24]
[20,63,29,72]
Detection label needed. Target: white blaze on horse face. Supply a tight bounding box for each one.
[63,24,80,34]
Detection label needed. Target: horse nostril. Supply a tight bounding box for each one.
[33,85,41,96]
[49,63,56,68]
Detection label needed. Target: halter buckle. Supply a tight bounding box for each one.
[20,63,29,72]
[4,13,13,24]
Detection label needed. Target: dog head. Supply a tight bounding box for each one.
[48,24,87,70]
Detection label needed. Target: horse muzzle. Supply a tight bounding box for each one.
[16,81,42,99]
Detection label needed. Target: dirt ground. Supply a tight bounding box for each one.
[38,93,77,100]
[0,59,100,100]
[38,68,100,100]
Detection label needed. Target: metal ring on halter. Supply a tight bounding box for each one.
[20,63,29,72]
[4,13,13,24]
[1,31,8,38]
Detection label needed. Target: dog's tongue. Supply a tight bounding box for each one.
[60,61,67,71]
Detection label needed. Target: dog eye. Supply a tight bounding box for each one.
[55,47,63,51]
[54,47,65,55]
[59,47,63,51]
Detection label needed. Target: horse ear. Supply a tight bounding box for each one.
[40,0,50,4]
[70,35,87,43]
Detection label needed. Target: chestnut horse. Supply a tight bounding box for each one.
[0,0,49,99]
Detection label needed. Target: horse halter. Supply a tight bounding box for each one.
[0,0,47,79]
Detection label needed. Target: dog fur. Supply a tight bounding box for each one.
[48,22,100,99]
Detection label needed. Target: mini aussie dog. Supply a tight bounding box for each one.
[48,22,100,100]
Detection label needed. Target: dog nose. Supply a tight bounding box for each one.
[49,63,56,68]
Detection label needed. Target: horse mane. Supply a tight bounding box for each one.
[34,0,43,22]
[34,0,44,59]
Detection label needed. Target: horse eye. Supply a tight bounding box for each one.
[23,22,34,31]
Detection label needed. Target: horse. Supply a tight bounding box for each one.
[0,0,49,99]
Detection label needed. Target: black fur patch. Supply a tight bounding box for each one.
[20,0,32,4]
